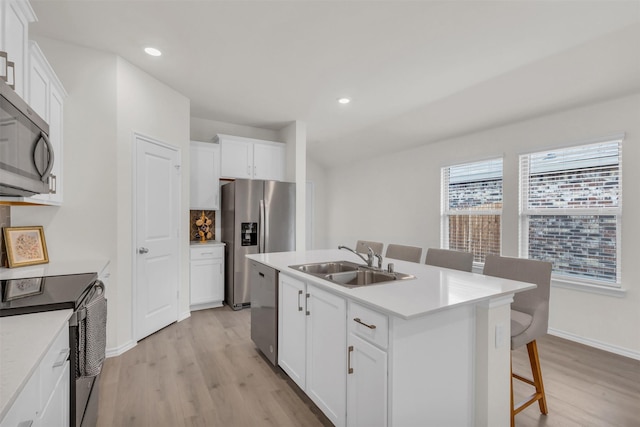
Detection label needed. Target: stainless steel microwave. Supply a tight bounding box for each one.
[0,78,52,197]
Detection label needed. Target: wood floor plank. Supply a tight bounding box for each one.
[97,306,639,427]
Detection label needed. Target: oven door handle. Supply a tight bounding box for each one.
[69,307,87,327]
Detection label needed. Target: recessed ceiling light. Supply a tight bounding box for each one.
[144,47,162,57]
[337,97,351,104]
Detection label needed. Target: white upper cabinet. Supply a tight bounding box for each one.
[27,41,66,205]
[216,134,286,181]
[190,141,220,210]
[0,0,36,98]
[253,141,285,181]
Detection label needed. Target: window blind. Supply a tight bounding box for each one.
[442,158,503,263]
[519,139,622,285]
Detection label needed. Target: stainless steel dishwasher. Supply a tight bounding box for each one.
[250,260,278,365]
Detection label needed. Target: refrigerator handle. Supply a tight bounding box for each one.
[259,199,266,253]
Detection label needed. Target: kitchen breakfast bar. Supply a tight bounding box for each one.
[248,249,535,427]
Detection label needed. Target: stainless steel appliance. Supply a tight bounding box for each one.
[221,179,295,310]
[249,260,278,365]
[0,78,53,197]
[1,273,107,427]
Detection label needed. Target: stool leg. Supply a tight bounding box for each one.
[510,354,515,427]
[526,340,548,414]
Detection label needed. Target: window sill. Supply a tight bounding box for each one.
[552,277,627,298]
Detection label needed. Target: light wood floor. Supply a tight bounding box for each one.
[97,306,640,427]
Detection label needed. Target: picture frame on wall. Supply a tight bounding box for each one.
[2,226,49,268]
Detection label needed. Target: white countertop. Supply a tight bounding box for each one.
[0,309,72,419]
[247,249,535,319]
[190,240,225,247]
[0,259,109,280]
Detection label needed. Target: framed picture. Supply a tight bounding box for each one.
[2,226,49,268]
[3,277,44,301]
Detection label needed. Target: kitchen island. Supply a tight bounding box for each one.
[248,249,535,427]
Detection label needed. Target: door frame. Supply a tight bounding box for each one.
[131,132,182,342]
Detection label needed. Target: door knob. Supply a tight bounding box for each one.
[138,247,149,254]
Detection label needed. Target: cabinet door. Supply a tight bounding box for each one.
[211,257,224,303]
[347,334,388,427]
[306,284,347,427]
[220,138,253,179]
[278,273,307,389]
[38,361,70,427]
[0,0,34,97]
[253,142,285,181]
[190,141,220,210]
[190,258,219,305]
[28,48,49,120]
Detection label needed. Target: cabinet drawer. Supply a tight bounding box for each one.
[40,325,70,408]
[190,245,224,260]
[348,302,389,350]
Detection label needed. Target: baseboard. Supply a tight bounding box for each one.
[106,339,136,358]
[548,328,640,361]
[179,310,191,322]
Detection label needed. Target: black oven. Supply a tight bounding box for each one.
[0,78,53,197]
[0,273,107,427]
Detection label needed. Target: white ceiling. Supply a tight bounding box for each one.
[29,1,640,167]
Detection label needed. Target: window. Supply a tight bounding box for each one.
[441,158,503,263]
[519,138,622,285]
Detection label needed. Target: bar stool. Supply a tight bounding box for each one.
[355,240,383,255]
[483,254,552,426]
[385,244,423,263]
[424,248,473,272]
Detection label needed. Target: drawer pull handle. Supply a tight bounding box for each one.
[353,317,376,329]
[17,421,34,427]
[200,252,214,256]
[306,293,310,316]
[348,345,354,374]
[53,348,70,368]
[259,272,265,277]
[297,290,303,311]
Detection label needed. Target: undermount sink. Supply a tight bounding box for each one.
[289,260,416,287]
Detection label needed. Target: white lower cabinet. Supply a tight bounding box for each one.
[0,323,70,427]
[347,335,387,427]
[190,244,224,310]
[38,361,70,427]
[278,273,307,388]
[347,302,388,427]
[278,274,346,427]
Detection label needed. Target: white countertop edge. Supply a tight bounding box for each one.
[189,240,225,247]
[0,309,73,420]
[247,249,535,320]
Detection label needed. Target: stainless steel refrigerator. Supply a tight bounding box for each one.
[221,179,296,310]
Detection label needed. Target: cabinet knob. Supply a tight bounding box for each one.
[138,247,149,254]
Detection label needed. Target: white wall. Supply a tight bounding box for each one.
[12,37,191,352]
[115,57,191,343]
[306,157,328,249]
[323,93,640,357]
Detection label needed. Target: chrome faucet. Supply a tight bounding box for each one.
[338,245,382,269]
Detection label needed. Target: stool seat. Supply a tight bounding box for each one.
[511,309,533,341]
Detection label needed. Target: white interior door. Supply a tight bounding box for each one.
[135,134,180,341]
